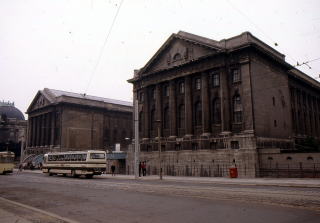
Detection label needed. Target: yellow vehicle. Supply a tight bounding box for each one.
[42,150,106,178]
[0,151,15,175]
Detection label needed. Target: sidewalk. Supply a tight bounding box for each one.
[21,169,320,188]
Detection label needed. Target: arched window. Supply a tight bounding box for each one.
[194,101,202,126]
[233,94,242,123]
[150,108,155,130]
[178,104,185,128]
[163,106,169,129]
[212,98,221,124]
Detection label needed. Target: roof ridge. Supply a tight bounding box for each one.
[45,88,133,106]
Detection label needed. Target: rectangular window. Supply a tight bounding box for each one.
[232,69,241,83]
[164,85,169,97]
[212,73,220,87]
[179,82,185,94]
[195,78,201,90]
[90,153,105,159]
[151,88,156,99]
[139,92,144,102]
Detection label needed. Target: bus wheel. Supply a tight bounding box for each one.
[85,174,93,179]
[49,170,53,176]
[62,174,67,177]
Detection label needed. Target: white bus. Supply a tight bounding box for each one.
[0,151,15,175]
[42,150,106,178]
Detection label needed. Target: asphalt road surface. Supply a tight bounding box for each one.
[0,172,319,223]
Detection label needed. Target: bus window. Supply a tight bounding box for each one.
[81,154,87,161]
[90,153,105,159]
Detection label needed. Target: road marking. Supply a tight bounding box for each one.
[0,197,80,223]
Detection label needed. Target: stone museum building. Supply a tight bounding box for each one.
[25,88,133,156]
[0,101,27,159]
[127,31,320,177]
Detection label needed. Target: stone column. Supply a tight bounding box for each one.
[169,80,177,138]
[143,88,149,139]
[32,117,36,147]
[155,84,162,136]
[220,68,230,132]
[41,114,45,146]
[50,112,55,146]
[185,76,193,136]
[27,118,32,147]
[36,116,41,147]
[201,72,210,135]
[46,113,51,146]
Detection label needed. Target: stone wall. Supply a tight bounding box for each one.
[127,134,259,178]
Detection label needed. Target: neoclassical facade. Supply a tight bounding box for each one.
[128,31,320,178]
[26,88,133,155]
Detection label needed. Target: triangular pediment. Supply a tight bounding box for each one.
[27,90,53,113]
[139,32,222,75]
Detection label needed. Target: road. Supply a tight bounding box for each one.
[0,171,319,223]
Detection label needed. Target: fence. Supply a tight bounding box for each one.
[259,162,320,178]
[126,162,320,178]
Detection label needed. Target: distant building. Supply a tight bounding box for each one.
[0,101,27,159]
[128,31,320,178]
[25,88,133,156]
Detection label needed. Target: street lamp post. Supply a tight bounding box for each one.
[156,120,162,180]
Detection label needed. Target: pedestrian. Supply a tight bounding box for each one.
[139,162,142,177]
[142,161,147,176]
[111,165,116,176]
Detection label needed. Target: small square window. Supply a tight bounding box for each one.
[231,141,239,149]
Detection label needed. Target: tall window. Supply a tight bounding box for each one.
[212,98,221,124]
[163,85,169,97]
[139,92,144,102]
[232,68,241,83]
[233,95,242,123]
[178,104,185,128]
[163,107,169,129]
[195,78,201,90]
[150,109,155,130]
[151,88,156,100]
[212,72,220,87]
[194,101,202,126]
[179,82,185,94]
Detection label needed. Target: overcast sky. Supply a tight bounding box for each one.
[1,0,319,118]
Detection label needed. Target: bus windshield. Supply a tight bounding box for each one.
[90,153,105,159]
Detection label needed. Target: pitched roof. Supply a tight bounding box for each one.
[44,88,132,107]
[27,88,132,114]
[129,31,286,82]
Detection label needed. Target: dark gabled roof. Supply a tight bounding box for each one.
[45,88,132,107]
[128,31,286,83]
[27,88,132,114]
[134,31,224,77]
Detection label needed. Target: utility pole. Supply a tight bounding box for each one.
[134,98,139,179]
[157,120,162,180]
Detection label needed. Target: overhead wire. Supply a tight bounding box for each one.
[84,0,125,94]
[225,0,320,81]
